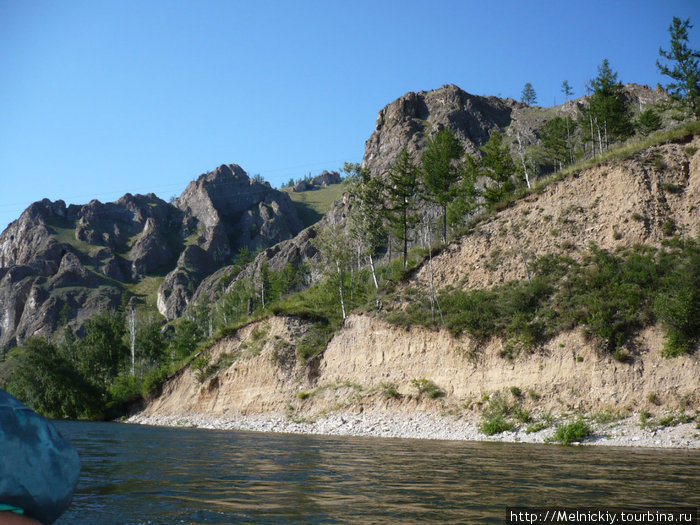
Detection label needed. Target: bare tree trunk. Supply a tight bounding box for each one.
[336,260,347,320]
[403,200,408,268]
[516,131,531,188]
[128,306,136,376]
[423,218,443,325]
[368,253,381,309]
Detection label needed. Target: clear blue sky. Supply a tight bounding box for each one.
[1,0,698,230]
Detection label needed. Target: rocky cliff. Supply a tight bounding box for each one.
[0,166,303,350]
[361,83,670,178]
[157,165,304,319]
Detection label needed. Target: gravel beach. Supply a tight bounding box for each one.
[127,411,700,448]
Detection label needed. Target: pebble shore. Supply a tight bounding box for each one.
[126,411,700,448]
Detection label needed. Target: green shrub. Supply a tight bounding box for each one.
[509,386,522,398]
[296,325,333,362]
[479,414,515,435]
[661,219,676,236]
[528,389,540,401]
[381,382,401,399]
[512,406,532,423]
[552,418,591,444]
[640,410,652,427]
[525,421,549,433]
[661,183,684,194]
[410,378,444,399]
[191,353,211,383]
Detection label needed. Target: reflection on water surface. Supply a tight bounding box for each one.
[54,421,699,524]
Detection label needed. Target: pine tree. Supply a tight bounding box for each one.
[481,131,516,207]
[636,108,662,136]
[657,17,700,117]
[385,148,420,268]
[446,155,479,227]
[587,59,632,151]
[521,82,537,105]
[540,116,576,170]
[421,128,464,243]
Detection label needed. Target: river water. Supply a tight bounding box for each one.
[53,421,698,524]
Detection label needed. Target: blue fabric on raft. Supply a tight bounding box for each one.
[0,389,81,524]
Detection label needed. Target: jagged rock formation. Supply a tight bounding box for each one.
[156,164,304,319]
[0,166,304,349]
[191,194,350,307]
[362,84,518,176]
[362,83,671,178]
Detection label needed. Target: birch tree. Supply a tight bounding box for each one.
[313,221,353,320]
[344,162,386,306]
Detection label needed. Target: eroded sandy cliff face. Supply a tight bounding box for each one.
[138,314,699,420]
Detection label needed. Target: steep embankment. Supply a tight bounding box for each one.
[134,138,700,440]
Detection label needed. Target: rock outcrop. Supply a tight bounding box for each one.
[156,164,304,319]
[362,84,518,176]
[0,165,305,348]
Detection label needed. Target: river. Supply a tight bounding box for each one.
[53,421,698,524]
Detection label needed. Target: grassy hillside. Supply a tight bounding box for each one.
[283,183,346,228]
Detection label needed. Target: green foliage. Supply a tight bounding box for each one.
[77,310,128,387]
[446,155,479,228]
[385,148,421,267]
[552,418,591,444]
[521,82,537,105]
[481,131,517,206]
[410,378,444,398]
[136,314,167,363]
[561,80,574,99]
[421,128,465,241]
[386,240,699,359]
[583,59,633,152]
[6,338,103,419]
[636,109,662,136]
[171,318,200,360]
[657,17,700,117]
[381,382,401,399]
[539,116,576,169]
[191,353,212,383]
[654,243,700,356]
[345,162,387,258]
[312,221,354,319]
[296,324,334,362]
[661,219,676,236]
[480,414,515,435]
